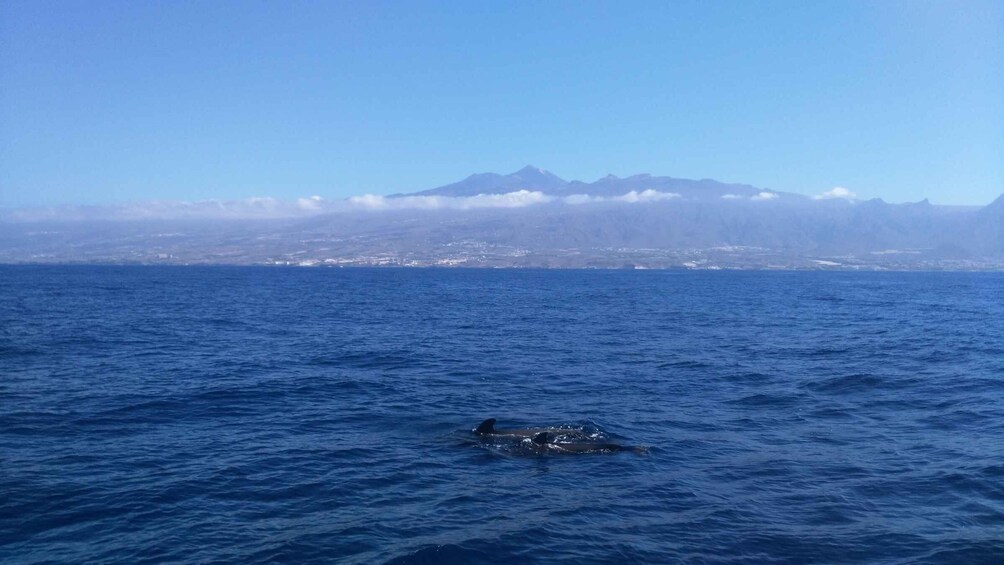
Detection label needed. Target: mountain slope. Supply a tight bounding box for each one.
[410,165,567,196]
[410,166,773,201]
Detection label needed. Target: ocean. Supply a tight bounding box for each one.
[1,266,1002,564]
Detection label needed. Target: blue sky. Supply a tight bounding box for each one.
[1,0,1001,207]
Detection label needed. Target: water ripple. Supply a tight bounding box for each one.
[1,266,1003,563]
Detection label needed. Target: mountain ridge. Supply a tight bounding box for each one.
[407,165,770,200]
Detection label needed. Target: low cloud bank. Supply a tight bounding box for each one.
[348,190,553,210]
[350,189,680,210]
[813,186,857,200]
[3,189,684,221]
[3,196,329,222]
[613,189,682,203]
[721,192,780,201]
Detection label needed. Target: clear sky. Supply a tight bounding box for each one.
[1,0,1001,208]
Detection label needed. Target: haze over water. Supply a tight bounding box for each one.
[2,266,1002,563]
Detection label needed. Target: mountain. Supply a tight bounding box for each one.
[410,166,771,201]
[560,174,768,200]
[410,165,568,196]
[972,195,1004,254]
[980,194,1004,219]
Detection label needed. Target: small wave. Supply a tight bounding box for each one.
[656,359,712,369]
[720,371,773,385]
[309,352,422,370]
[801,346,853,357]
[383,543,498,565]
[921,409,994,431]
[0,344,45,357]
[805,373,885,394]
[727,393,802,408]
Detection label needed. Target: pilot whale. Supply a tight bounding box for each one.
[474,418,569,438]
[530,431,646,454]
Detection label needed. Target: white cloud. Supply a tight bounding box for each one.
[463,190,554,208]
[721,194,744,200]
[6,189,686,221]
[563,190,680,205]
[6,197,328,222]
[350,189,682,210]
[563,194,600,205]
[297,195,323,210]
[813,186,857,200]
[751,192,779,201]
[348,190,553,210]
[616,189,681,203]
[346,194,392,209]
[114,197,290,219]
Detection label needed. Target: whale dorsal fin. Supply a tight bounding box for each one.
[532,432,549,445]
[475,418,496,435]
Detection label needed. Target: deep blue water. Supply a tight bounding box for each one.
[2,266,1003,564]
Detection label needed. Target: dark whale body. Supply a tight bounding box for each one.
[473,419,646,454]
[530,431,646,455]
[474,418,568,438]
